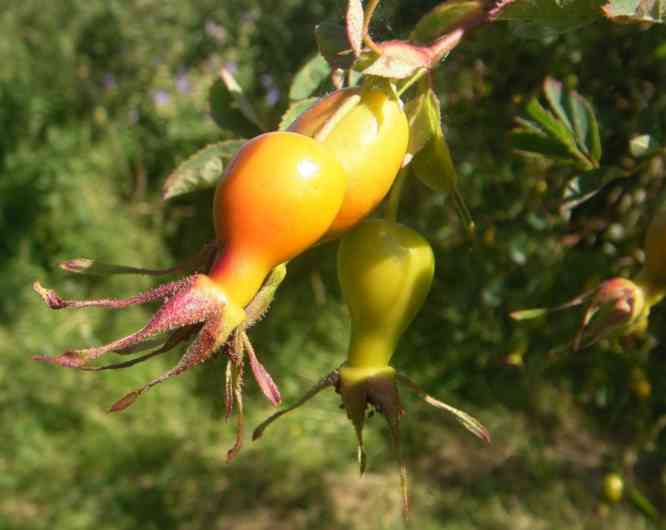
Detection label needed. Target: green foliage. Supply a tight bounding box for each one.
[602,0,666,23]
[409,0,484,43]
[513,77,601,169]
[3,1,666,529]
[288,55,332,100]
[162,140,246,199]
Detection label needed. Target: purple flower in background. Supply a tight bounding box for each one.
[260,73,274,89]
[152,90,171,108]
[205,20,227,43]
[176,72,191,94]
[223,61,238,76]
[103,73,116,90]
[266,87,280,107]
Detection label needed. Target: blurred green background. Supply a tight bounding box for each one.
[2,1,666,529]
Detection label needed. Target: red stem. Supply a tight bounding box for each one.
[376,0,517,68]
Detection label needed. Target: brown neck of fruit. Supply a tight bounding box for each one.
[208,246,269,308]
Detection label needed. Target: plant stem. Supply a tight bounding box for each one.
[385,168,408,222]
[396,68,427,97]
[363,0,383,54]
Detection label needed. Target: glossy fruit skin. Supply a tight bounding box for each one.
[290,88,409,236]
[644,210,666,287]
[603,473,624,503]
[337,219,435,371]
[210,131,346,307]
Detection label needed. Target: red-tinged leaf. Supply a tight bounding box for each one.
[162,140,245,200]
[602,0,665,24]
[315,20,356,69]
[361,41,432,79]
[109,391,141,413]
[346,0,364,57]
[410,0,484,43]
[243,334,281,406]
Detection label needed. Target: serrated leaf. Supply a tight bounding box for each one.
[346,0,364,57]
[289,55,331,100]
[360,41,432,79]
[162,140,245,200]
[315,20,356,69]
[498,0,603,37]
[568,90,590,152]
[410,0,484,43]
[511,130,574,159]
[218,66,267,131]
[209,79,257,134]
[278,97,318,131]
[602,0,665,23]
[543,77,573,132]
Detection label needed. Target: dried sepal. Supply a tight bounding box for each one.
[59,242,217,277]
[396,373,490,444]
[33,275,215,368]
[252,371,340,440]
[243,334,281,406]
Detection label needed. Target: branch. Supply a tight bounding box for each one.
[365,0,518,78]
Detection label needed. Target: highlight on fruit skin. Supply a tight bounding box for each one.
[31,131,347,459]
[252,219,490,517]
[290,85,409,237]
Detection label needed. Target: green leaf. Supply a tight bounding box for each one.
[404,88,439,156]
[498,0,604,37]
[511,130,574,160]
[567,90,590,152]
[411,94,475,235]
[543,77,573,132]
[289,55,331,100]
[218,66,267,131]
[209,79,258,135]
[602,0,665,23]
[315,20,355,69]
[514,79,602,168]
[162,140,245,200]
[583,96,603,162]
[627,484,659,519]
[525,97,576,148]
[409,0,484,43]
[278,97,318,131]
